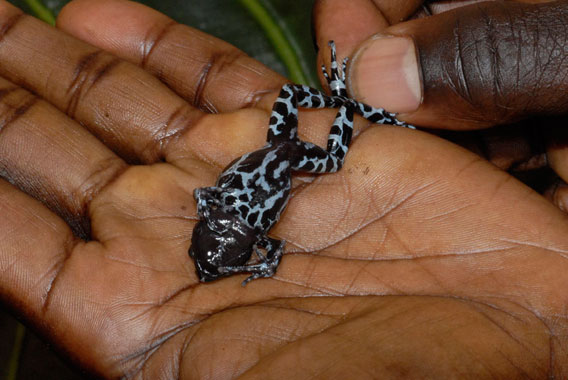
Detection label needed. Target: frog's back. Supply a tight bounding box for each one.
[216,143,292,232]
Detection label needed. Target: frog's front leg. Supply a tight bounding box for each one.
[193,186,223,219]
[218,237,285,286]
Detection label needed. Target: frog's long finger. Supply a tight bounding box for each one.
[0,2,205,164]
[57,0,286,113]
[0,76,128,237]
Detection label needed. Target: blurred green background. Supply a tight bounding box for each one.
[2,0,315,378]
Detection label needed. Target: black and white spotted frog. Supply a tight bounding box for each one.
[189,41,414,285]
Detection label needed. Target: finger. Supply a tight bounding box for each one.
[546,124,568,211]
[313,0,484,62]
[54,0,367,174]
[0,76,127,237]
[57,0,285,113]
[372,0,423,23]
[313,0,388,95]
[0,173,193,378]
[0,181,105,376]
[313,0,488,105]
[551,184,568,213]
[49,0,392,169]
[0,178,77,331]
[0,1,205,163]
[0,2,353,196]
[350,1,568,128]
[313,0,389,58]
[313,0,423,108]
[313,0,422,50]
[315,0,568,129]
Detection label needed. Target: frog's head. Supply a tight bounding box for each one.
[189,209,257,282]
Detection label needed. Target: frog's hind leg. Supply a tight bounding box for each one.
[266,84,345,143]
[218,237,285,286]
[323,40,415,129]
[267,40,351,143]
[292,103,354,173]
[354,101,416,129]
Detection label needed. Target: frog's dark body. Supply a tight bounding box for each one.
[189,42,414,285]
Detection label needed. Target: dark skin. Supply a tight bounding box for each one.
[0,0,567,378]
[314,0,568,208]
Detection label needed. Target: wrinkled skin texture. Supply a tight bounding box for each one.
[314,0,568,209]
[0,0,567,378]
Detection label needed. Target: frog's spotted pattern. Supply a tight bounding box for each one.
[189,41,414,285]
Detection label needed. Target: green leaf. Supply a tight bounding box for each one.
[3,322,25,380]
[238,0,316,86]
[22,0,55,24]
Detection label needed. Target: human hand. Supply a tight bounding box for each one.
[0,0,567,378]
[313,0,568,209]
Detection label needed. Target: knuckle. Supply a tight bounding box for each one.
[192,49,248,110]
[140,19,177,69]
[0,7,23,44]
[0,85,38,136]
[65,50,121,118]
[75,156,128,219]
[145,102,205,162]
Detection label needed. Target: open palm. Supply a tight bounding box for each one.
[0,0,566,378]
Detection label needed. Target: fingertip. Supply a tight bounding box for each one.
[0,1,23,24]
[313,0,423,115]
[348,35,422,114]
[371,0,423,24]
[58,0,119,40]
[57,0,172,64]
[552,185,568,213]
[313,0,389,86]
[313,0,389,50]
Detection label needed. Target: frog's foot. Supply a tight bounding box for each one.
[321,40,347,98]
[219,239,285,286]
[320,41,415,129]
[353,102,416,129]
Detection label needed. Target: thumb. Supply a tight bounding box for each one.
[347,1,568,129]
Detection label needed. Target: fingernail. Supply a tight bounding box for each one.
[348,35,421,113]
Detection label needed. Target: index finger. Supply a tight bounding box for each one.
[313,0,423,60]
[57,0,286,113]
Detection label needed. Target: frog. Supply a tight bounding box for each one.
[189,41,414,285]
